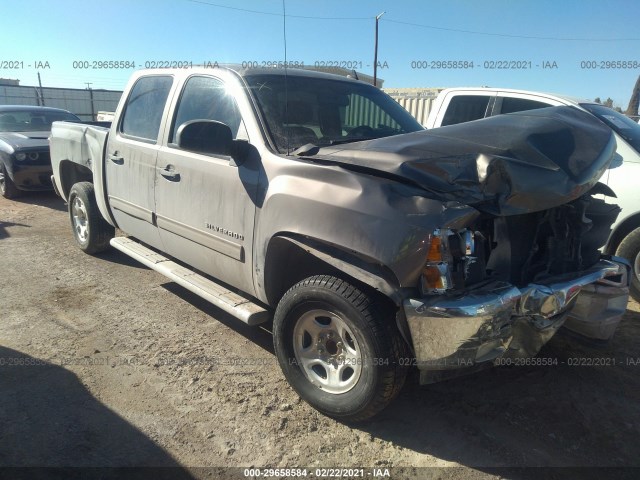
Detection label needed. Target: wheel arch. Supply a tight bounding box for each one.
[263,234,402,309]
[605,212,640,254]
[58,160,93,201]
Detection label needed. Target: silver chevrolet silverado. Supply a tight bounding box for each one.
[50,66,630,421]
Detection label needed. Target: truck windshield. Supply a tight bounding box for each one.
[0,110,81,132]
[580,103,640,153]
[244,74,424,153]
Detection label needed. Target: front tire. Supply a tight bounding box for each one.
[273,275,408,422]
[616,226,640,302]
[0,164,20,199]
[68,182,114,254]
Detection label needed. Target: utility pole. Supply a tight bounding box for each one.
[373,11,385,88]
[86,82,95,121]
[37,72,45,106]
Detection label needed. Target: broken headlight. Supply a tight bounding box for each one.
[420,229,483,295]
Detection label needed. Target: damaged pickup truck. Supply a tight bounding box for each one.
[50,67,630,421]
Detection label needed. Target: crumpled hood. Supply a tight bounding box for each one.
[309,106,616,216]
[0,131,50,150]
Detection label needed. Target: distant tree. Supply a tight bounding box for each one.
[593,96,623,113]
[625,75,640,117]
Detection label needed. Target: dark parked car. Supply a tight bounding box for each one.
[0,105,81,198]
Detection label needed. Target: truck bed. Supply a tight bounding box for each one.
[49,121,112,225]
[50,122,109,181]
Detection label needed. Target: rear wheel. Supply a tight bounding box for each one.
[616,226,640,302]
[0,164,20,199]
[273,275,408,422]
[68,182,114,254]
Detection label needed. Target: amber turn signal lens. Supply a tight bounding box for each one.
[422,266,444,289]
[426,236,442,262]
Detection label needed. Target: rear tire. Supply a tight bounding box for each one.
[616,226,640,302]
[68,182,114,254]
[0,164,20,199]
[273,275,408,422]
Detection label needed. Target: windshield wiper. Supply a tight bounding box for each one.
[293,143,321,156]
[292,136,381,156]
[329,137,377,145]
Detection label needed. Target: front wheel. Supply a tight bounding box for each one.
[68,182,114,254]
[273,275,408,422]
[616,226,640,302]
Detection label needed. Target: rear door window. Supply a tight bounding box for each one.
[120,76,173,142]
[441,95,491,126]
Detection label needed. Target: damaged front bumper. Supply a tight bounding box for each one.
[403,258,630,384]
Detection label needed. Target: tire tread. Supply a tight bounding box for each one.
[276,274,408,422]
[616,226,640,302]
[69,182,114,254]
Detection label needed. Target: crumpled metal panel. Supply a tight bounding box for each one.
[563,264,630,341]
[515,260,622,318]
[311,106,616,216]
[404,259,629,378]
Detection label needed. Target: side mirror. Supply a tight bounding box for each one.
[177,120,233,157]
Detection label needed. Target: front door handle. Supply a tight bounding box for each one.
[159,165,180,182]
[108,152,124,165]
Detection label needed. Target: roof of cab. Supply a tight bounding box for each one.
[438,87,588,106]
[132,64,364,83]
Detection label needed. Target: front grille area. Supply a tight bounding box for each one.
[483,194,620,286]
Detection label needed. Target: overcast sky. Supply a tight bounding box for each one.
[2,0,639,107]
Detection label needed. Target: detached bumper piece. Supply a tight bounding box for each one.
[403,258,630,384]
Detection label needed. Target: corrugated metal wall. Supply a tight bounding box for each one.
[0,85,122,121]
[341,90,440,129]
[345,95,401,129]
[384,88,443,126]
[390,96,434,126]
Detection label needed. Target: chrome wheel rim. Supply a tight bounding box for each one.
[72,196,89,242]
[293,309,362,394]
[0,171,5,194]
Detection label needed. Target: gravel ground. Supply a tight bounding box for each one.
[1,192,639,479]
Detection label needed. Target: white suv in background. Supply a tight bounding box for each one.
[426,87,640,301]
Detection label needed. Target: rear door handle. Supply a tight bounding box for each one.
[159,165,180,182]
[108,153,124,165]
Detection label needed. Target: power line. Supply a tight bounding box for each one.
[381,18,640,42]
[187,0,640,41]
[187,0,370,20]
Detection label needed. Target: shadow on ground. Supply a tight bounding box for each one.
[0,346,195,478]
[95,246,149,270]
[0,221,30,239]
[161,282,275,355]
[11,191,67,212]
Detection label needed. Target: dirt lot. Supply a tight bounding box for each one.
[1,192,639,478]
